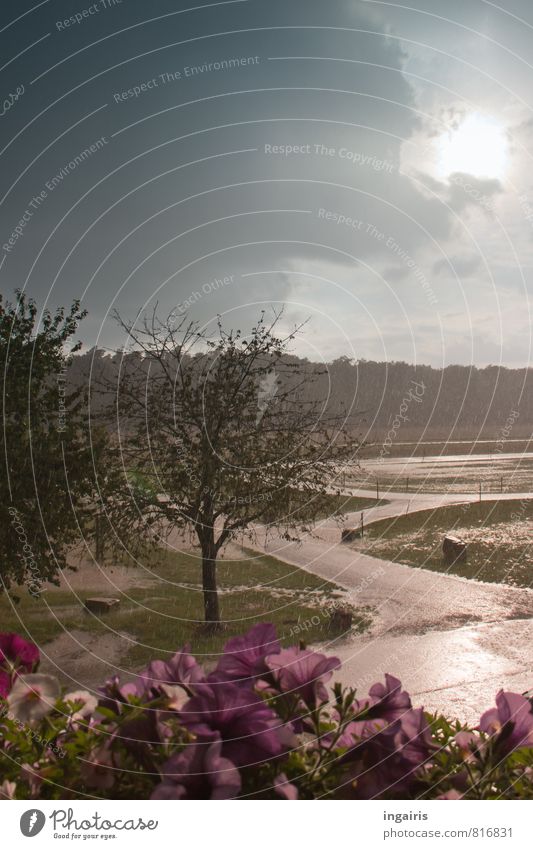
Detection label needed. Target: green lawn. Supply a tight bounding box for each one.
[0,546,371,668]
[355,499,533,587]
[262,490,385,524]
[326,494,388,514]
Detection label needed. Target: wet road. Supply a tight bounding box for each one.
[250,488,533,723]
[332,618,533,725]
[322,487,533,541]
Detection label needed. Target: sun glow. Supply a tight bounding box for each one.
[437,114,508,180]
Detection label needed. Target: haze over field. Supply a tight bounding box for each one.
[73,347,533,441]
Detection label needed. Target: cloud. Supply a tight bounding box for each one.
[447,173,503,214]
[432,254,481,277]
[7,0,532,366]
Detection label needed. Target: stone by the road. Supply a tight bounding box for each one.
[442,534,468,563]
[84,597,120,614]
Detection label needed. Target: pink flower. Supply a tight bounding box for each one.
[7,674,60,724]
[360,675,412,722]
[160,684,189,711]
[337,708,434,798]
[152,736,241,799]
[215,623,281,685]
[180,682,285,767]
[64,690,98,722]
[0,634,40,697]
[0,634,39,671]
[479,691,533,756]
[274,773,298,799]
[80,746,115,790]
[138,646,204,694]
[454,730,482,763]
[0,780,16,799]
[266,647,340,707]
[438,789,463,799]
[20,763,44,797]
[98,675,140,712]
[0,669,11,699]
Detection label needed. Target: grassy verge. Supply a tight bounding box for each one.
[353,499,533,586]
[354,474,533,495]
[262,491,386,524]
[0,546,372,668]
[327,495,388,513]
[304,494,388,524]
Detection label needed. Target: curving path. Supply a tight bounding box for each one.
[247,488,533,723]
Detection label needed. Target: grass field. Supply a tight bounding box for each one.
[343,456,533,495]
[318,494,387,514]
[353,499,533,587]
[0,546,371,668]
[263,491,384,522]
[359,438,533,459]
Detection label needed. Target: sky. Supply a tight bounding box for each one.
[2,0,533,367]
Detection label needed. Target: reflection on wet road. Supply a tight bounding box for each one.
[252,469,533,722]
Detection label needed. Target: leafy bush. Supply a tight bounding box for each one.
[1,627,533,799]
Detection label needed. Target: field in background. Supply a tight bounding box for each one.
[359,436,533,459]
[341,451,533,494]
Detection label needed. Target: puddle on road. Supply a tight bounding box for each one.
[330,618,533,724]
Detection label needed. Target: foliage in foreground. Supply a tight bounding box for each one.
[0,291,112,594]
[1,626,533,799]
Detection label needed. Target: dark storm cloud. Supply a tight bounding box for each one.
[1,0,532,364]
[1,0,436,345]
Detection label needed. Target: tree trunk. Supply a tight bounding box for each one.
[201,537,221,629]
[95,512,105,563]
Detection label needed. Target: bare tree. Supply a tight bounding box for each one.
[99,311,358,630]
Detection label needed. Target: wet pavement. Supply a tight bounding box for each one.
[327,618,533,725]
[251,487,533,723]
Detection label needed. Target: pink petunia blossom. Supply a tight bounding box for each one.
[0,780,16,799]
[180,681,285,767]
[0,634,40,697]
[266,647,340,707]
[152,735,241,799]
[7,674,60,724]
[479,690,533,756]
[0,634,39,671]
[64,690,98,722]
[360,675,412,722]
[215,623,281,686]
[274,773,299,799]
[138,645,204,694]
[80,746,115,790]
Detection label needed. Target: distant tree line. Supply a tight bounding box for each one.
[71,351,533,442]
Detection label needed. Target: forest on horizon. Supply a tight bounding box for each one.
[70,348,533,443]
